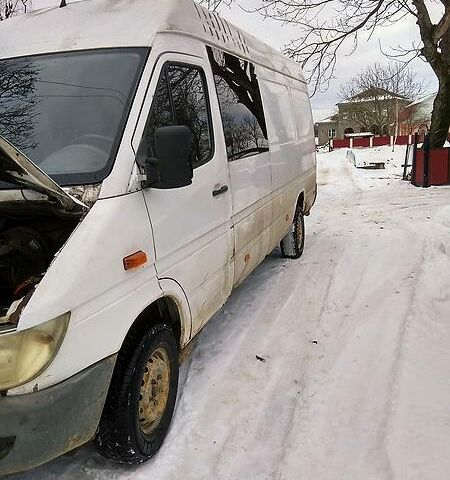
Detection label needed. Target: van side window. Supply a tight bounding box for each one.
[261,82,297,144]
[144,69,173,144]
[207,46,269,162]
[291,88,314,138]
[141,63,213,169]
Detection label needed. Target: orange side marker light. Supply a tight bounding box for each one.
[123,251,148,271]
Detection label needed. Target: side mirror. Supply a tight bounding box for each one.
[138,126,194,189]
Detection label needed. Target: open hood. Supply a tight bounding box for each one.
[0,136,87,214]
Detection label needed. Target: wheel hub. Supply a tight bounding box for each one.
[138,347,171,435]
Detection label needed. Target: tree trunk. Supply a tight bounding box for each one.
[429,27,450,148]
[429,77,450,148]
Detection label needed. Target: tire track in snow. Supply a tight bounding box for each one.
[273,156,435,480]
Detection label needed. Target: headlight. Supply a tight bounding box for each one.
[0,313,69,391]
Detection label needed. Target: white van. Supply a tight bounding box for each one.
[0,0,316,474]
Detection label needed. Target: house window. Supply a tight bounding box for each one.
[207,46,269,162]
[342,113,348,120]
[328,128,336,139]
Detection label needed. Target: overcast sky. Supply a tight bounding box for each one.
[218,1,440,121]
[33,0,440,122]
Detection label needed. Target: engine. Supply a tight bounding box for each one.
[0,227,48,315]
[0,216,79,320]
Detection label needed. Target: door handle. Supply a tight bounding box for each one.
[212,185,229,197]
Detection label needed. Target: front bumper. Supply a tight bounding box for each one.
[0,355,116,477]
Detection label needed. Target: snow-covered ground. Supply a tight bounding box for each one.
[13,146,450,480]
[347,144,409,174]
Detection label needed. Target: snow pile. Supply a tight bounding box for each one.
[348,145,407,173]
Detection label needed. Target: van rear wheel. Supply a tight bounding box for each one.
[280,208,305,259]
[95,325,179,464]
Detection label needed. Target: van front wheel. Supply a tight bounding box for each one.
[95,325,179,464]
[280,209,305,259]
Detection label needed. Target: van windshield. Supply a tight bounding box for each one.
[0,48,147,187]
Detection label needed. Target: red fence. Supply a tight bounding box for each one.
[353,138,370,148]
[331,135,415,150]
[332,138,350,149]
[395,136,410,145]
[373,136,391,147]
[413,148,450,186]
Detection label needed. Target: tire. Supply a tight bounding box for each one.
[95,324,179,464]
[280,208,305,259]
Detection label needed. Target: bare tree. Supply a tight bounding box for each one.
[400,101,430,135]
[208,48,268,139]
[196,0,231,12]
[0,57,39,150]
[399,91,438,135]
[242,115,264,148]
[209,0,450,148]
[340,62,425,136]
[0,0,31,20]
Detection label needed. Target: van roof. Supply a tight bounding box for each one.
[0,0,306,83]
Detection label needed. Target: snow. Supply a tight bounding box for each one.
[345,132,374,138]
[406,92,436,112]
[314,110,337,123]
[347,145,407,173]
[13,147,450,480]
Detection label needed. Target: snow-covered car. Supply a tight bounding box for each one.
[0,0,316,474]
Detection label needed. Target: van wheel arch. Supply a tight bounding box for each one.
[281,192,306,259]
[297,191,305,214]
[123,296,183,351]
[95,296,183,464]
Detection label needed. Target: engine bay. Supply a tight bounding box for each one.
[0,212,80,326]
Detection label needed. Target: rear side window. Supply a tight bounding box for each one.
[207,46,269,162]
[291,88,314,138]
[261,81,297,144]
[140,63,213,169]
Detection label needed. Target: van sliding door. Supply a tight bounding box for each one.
[207,46,273,287]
